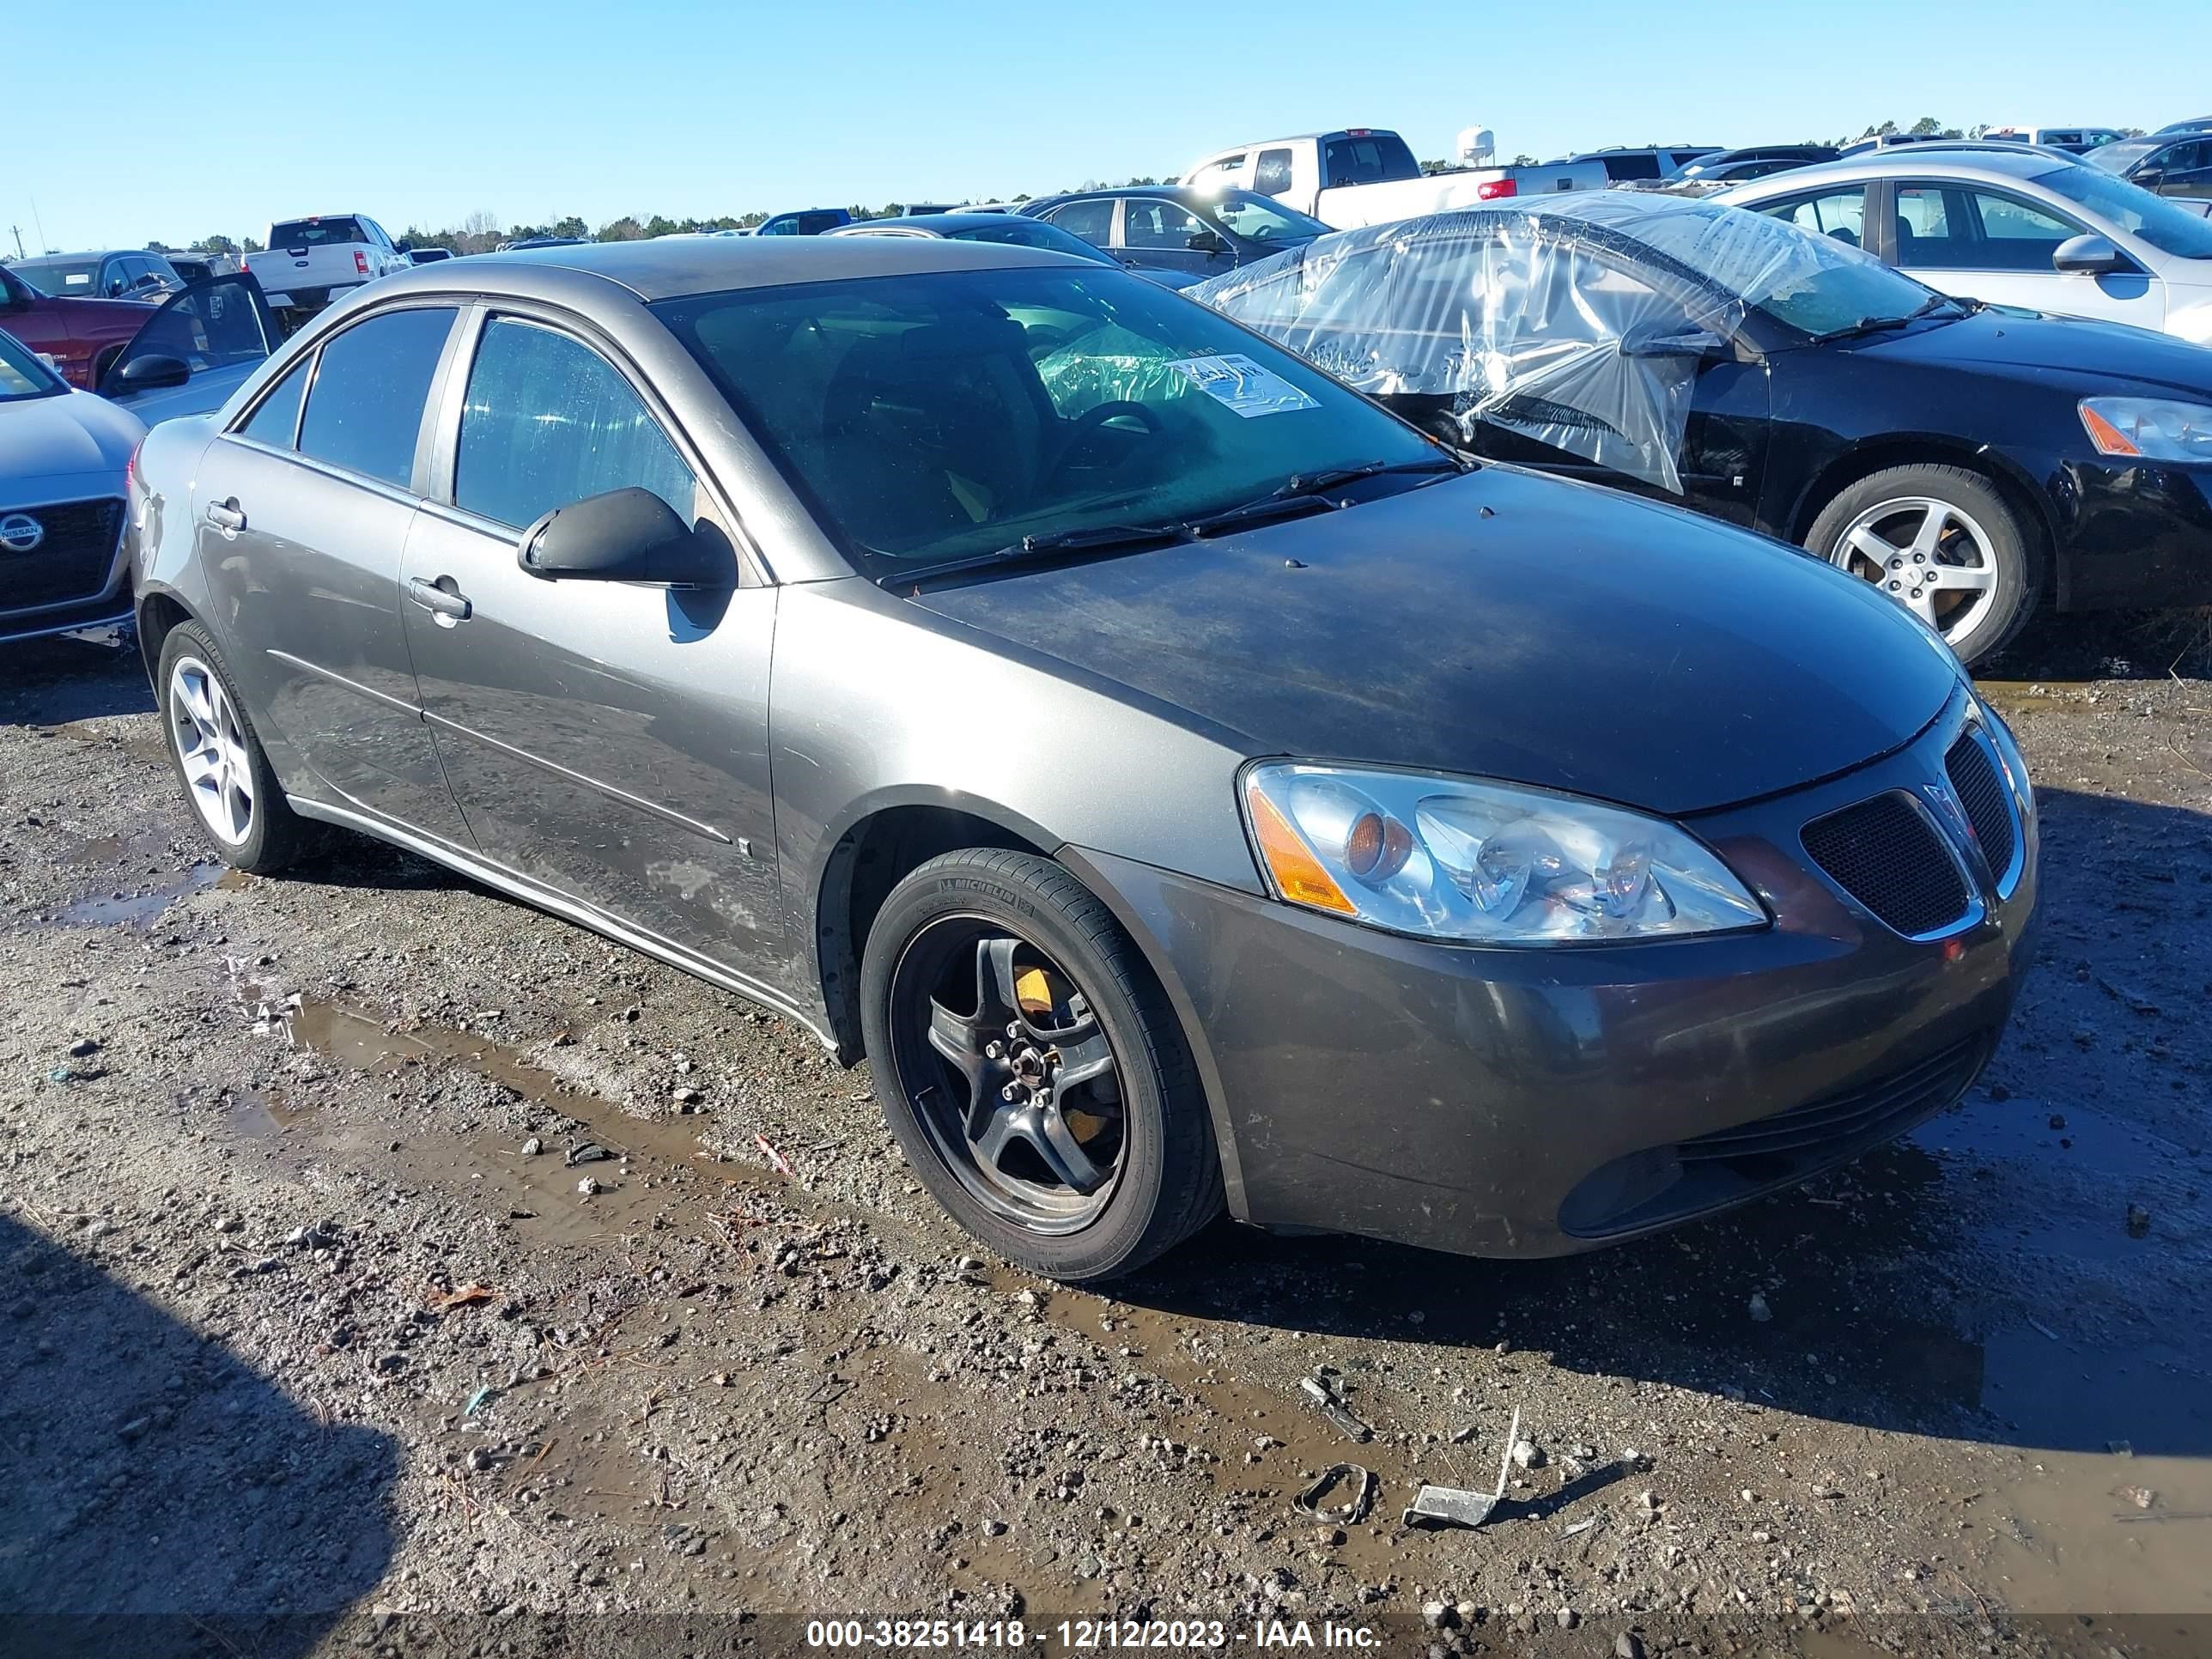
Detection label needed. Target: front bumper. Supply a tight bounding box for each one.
[2054,457,2212,611]
[1070,690,2038,1259]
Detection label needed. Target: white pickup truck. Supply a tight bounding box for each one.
[1181,129,1621,229]
[242,214,411,319]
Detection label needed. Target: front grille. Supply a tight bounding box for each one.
[3,498,123,610]
[1801,793,1969,937]
[1945,732,2016,881]
[1559,1033,1992,1237]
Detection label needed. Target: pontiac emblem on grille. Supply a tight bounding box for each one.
[1921,781,1974,848]
[0,513,44,554]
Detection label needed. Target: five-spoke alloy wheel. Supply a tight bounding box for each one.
[156,620,314,873]
[860,849,1223,1282]
[1807,463,2037,666]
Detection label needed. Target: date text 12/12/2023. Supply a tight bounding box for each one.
[803,1619,1384,1649]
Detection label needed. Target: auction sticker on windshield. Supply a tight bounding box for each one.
[1166,353,1320,418]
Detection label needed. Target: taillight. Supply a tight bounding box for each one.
[126,438,143,491]
[355,249,370,275]
[1475,179,1518,202]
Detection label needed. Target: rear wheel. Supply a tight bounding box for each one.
[1806,464,2038,665]
[158,620,317,873]
[860,849,1223,1282]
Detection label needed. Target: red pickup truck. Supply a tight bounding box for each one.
[0,263,155,389]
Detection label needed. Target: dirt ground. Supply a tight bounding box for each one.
[2,625,2208,1659]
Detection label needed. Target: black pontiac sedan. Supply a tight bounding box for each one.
[1197,193,2212,665]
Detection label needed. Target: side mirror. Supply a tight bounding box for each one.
[114,354,191,391]
[1620,328,1727,360]
[2052,233,2130,276]
[516,487,730,587]
[1186,228,1229,256]
[2131,168,2166,189]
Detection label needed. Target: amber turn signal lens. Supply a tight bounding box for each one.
[1246,779,1356,915]
[2079,403,2141,457]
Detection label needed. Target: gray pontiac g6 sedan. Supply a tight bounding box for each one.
[126,237,2038,1281]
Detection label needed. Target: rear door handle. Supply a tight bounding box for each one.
[404,575,472,622]
[204,498,246,533]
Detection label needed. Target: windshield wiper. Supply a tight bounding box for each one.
[1184,456,1469,538]
[1808,293,1961,345]
[881,521,1193,587]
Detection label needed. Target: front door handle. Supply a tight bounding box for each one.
[205,498,246,534]
[404,574,472,622]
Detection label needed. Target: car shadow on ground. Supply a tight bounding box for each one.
[0,1211,399,1657]
[0,638,153,727]
[1112,782,2212,1465]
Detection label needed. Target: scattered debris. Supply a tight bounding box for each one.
[1299,1373,1373,1443]
[1403,1407,1520,1530]
[463,1385,500,1418]
[565,1143,613,1167]
[425,1283,495,1312]
[1510,1435,1545,1471]
[1292,1463,1376,1526]
[577,1176,600,1197]
[2126,1203,2152,1238]
[1747,1291,1773,1323]
[521,1137,543,1157]
[754,1135,795,1178]
[1562,1515,1602,1539]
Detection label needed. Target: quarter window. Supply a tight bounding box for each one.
[295,307,456,489]
[241,361,309,447]
[453,318,698,531]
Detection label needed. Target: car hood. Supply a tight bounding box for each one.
[1,392,145,501]
[908,467,1961,818]
[1867,306,2212,396]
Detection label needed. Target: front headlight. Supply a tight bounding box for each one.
[2079,397,2212,463]
[1242,762,1767,945]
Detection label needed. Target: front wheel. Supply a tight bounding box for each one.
[859,849,1223,1282]
[1805,464,2039,666]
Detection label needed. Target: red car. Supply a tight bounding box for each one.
[0,263,155,389]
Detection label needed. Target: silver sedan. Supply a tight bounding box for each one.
[1719,144,2212,345]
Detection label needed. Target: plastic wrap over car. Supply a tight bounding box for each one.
[1191,193,1879,493]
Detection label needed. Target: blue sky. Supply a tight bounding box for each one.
[9,0,2209,252]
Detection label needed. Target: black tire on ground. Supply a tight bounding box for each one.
[155,619,320,873]
[1804,463,2040,667]
[859,848,1224,1282]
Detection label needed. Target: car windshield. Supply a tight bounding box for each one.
[2033,162,2212,258]
[942,220,1114,264]
[0,329,66,400]
[653,265,1440,576]
[10,258,101,295]
[1206,192,1329,245]
[268,218,368,247]
[2087,140,2159,174]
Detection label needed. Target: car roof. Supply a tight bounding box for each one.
[830,213,1046,235]
[12,249,141,261]
[1721,144,2069,192]
[366,233,1085,304]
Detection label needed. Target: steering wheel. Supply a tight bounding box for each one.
[1042,400,1165,481]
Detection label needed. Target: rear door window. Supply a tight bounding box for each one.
[295,307,457,489]
[1894,185,1964,264]
[1601,154,1663,181]
[1253,148,1294,196]
[453,317,698,530]
[1121,200,1206,249]
[1042,199,1114,246]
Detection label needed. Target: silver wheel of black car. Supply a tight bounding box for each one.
[859,849,1224,1282]
[1807,464,2038,666]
